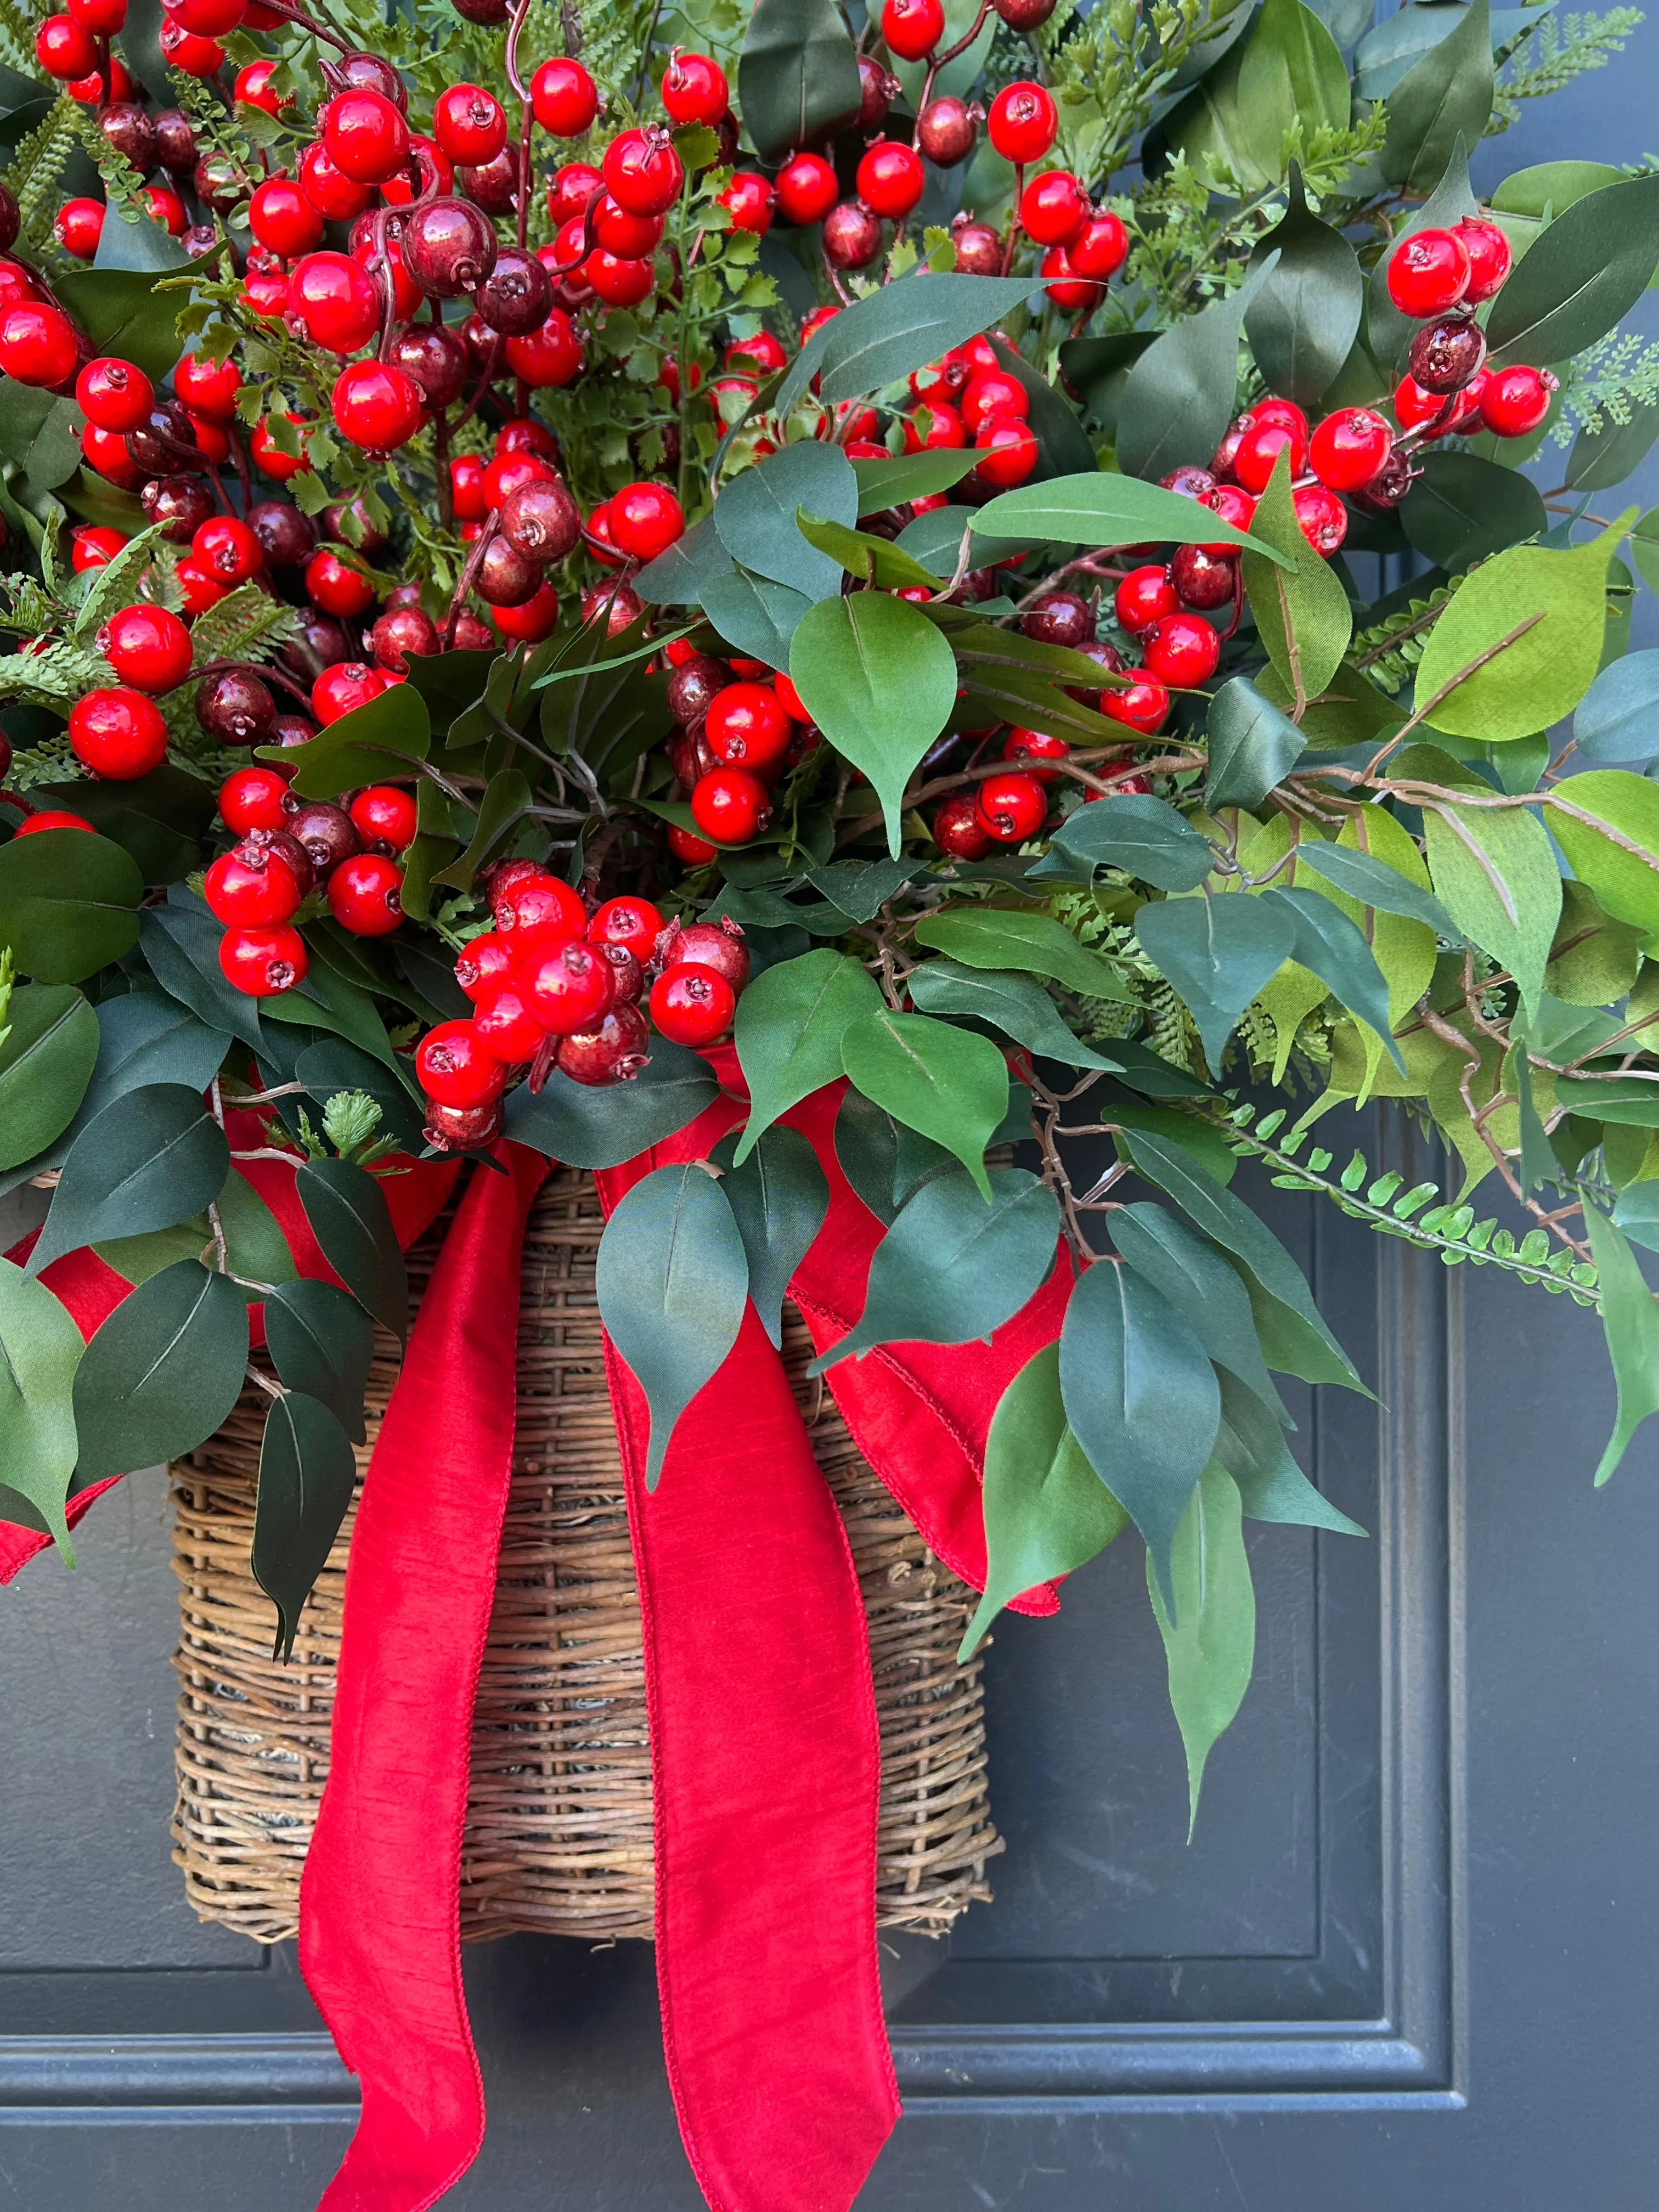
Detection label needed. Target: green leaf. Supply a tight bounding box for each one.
[1146,1460,1256,1835]
[263,684,432,799]
[853,450,980,514]
[1261,884,1406,1070]
[504,1039,720,1167]
[1565,397,1659,495]
[833,1089,956,1222]
[1118,1126,1368,1392]
[1109,1201,1289,1423]
[1134,895,1295,1074]
[430,768,532,892]
[788,593,957,855]
[731,951,881,1160]
[71,1259,247,1483]
[1379,0,1493,193]
[803,857,929,921]
[633,511,735,604]
[1366,140,1481,375]
[291,1038,427,1156]
[0,1259,84,1555]
[697,571,811,673]
[1243,167,1364,409]
[92,201,191,271]
[1056,330,1160,439]
[0,387,82,494]
[0,984,98,1172]
[264,949,397,1070]
[1240,0,1351,136]
[1492,158,1626,217]
[810,273,1039,409]
[811,1166,1059,1372]
[30,1082,230,1277]
[252,1390,357,1661]
[959,1342,1128,1658]
[1558,1073,1659,1126]
[911,907,1131,1000]
[1029,793,1216,893]
[11,991,228,1194]
[54,267,186,383]
[710,1122,828,1348]
[92,1161,293,1295]
[261,1279,374,1444]
[1414,778,1560,1017]
[795,509,944,592]
[1240,448,1351,704]
[1205,677,1307,811]
[972,467,1287,562]
[840,1009,1008,1200]
[140,893,264,1052]
[712,443,857,602]
[0,828,142,983]
[906,957,1122,1070]
[1412,520,1628,743]
[1584,1207,1659,1485]
[1401,451,1548,572]
[295,1158,407,1340]
[1116,255,1278,483]
[1295,840,1455,934]
[34,763,215,887]
[1214,1372,1365,1534]
[1059,1256,1220,1608]
[737,0,862,166]
[1573,652,1659,763]
[1548,770,1659,937]
[595,1161,750,1489]
[1486,173,1659,367]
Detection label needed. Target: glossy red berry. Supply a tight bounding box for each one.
[302,548,372,618]
[1308,405,1392,492]
[249,174,323,257]
[455,930,516,1003]
[416,1019,506,1105]
[1293,483,1348,557]
[204,845,303,926]
[691,766,770,844]
[1002,727,1068,783]
[522,939,616,1034]
[1392,371,1482,435]
[71,524,127,571]
[1115,564,1178,635]
[323,88,409,184]
[36,13,97,77]
[719,171,774,235]
[608,481,685,561]
[775,152,838,227]
[961,371,1028,437]
[100,603,192,692]
[530,57,599,135]
[1068,209,1128,280]
[234,58,287,115]
[299,139,371,220]
[592,193,664,258]
[823,201,883,269]
[975,770,1047,843]
[348,785,417,849]
[489,583,561,641]
[157,17,223,71]
[650,964,735,1046]
[987,80,1057,165]
[221,764,292,834]
[495,870,587,950]
[75,357,153,433]
[657,917,751,991]
[1479,362,1558,438]
[220,924,308,996]
[934,793,991,859]
[433,83,506,165]
[882,0,945,58]
[661,48,727,123]
[547,159,603,224]
[472,979,545,1063]
[328,851,404,935]
[1102,675,1170,735]
[557,1003,651,1085]
[312,662,387,724]
[0,302,76,388]
[53,197,103,257]
[174,351,240,420]
[973,416,1039,488]
[332,360,424,453]
[666,822,718,865]
[1142,612,1220,687]
[1386,227,1470,318]
[704,681,789,769]
[288,251,379,354]
[69,686,169,777]
[1020,169,1087,245]
[588,896,664,963]
[14,809,96,836]
[857,140,926,220]
[504,310,583,387]
[1234,419,1308,494]
[1453,215,1512,303]
[603,128,684,217]
[193,514,262,586]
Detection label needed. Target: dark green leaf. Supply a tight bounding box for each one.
[1029,793,1216,892]
[1260,883,1406,1069]
[55,267,187,382]
[1110,1040,1214,1098]
[71,1259,247,1482]
[1243,169,1365,409]
[738,0,862,166]
[633,510,735,604]
[503,1038,719,1167]
[701,570,814,672]
[1060,1256,1221,1607]
[1575,648,1659,761]
[907,957,1122,1069]
[430,767,532,892]
[1205,677,1307,810]
[788,592,958,852]
[0,828,142,983]
[139,894,263,1051]
[263,949,396,1070]
[1214,1370,1365,1533]
[1401,451,1547,571]
[263,684,432,799]
[802,857,928,920]
[833,1088,955,1222]
[33,762,215,885]
[812,273,1039,408]
[1133,895,1295,1073]
[1295,840,1456,933]
[853,450,979,513]
[292,1039,427,1155]
[912,907,1131,999]
[840,1008,1008,1200]
[959,1341,1128,1657]
[1146,1460,1256,1835]
[295,1158,407,1340]
[1116,256,1278,482]
[30,1082,229,1276]
[264,1280,375,1446]
[712,441,856,600]
[711,1123,828,1348]
[1557,1074,1659,1126]
[91,201,191,271]
[732,950,881,1158]
[0,1258,84,1554]
[794,508,943,590]
[1487,172,1659,366]
[595,1161,749,1487]
[253,1390,357,1660]
[1241,448,1352,703]
[0,984,98,1171]
[811,1166,1059,1371]
[988,335,1097,481]
[1379,0,1493,191]
[1565,396,1659,494]
[0,387,81,494]
[1584,1207,1659,1484]
[1109,1201,1289,1423]
[973,469,1286,562]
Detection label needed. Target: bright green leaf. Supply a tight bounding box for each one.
[840,1008,1009,1200]
[788,592,958,854]
[1146,1460,1257,1835]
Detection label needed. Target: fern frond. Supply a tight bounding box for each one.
[0,0,37,74]
[187,582,300,668]
[1491,7,1645,125]
[3,96,81,259]
[1550,329,1659,443]
[71,524,170,640]
[66,99,149,225]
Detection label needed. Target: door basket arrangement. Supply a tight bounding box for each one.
[3,0,1659,2203]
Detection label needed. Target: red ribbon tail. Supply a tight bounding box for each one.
[301,1143,546,2212]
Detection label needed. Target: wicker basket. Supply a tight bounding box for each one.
[170,1165,1002,1944]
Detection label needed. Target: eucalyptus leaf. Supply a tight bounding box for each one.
[738,0,861,166]
[1116,255,1278,483]
[30,1083,230,1277]
[1244,169,1364,409]
[263,1278,376,1444]
[1109,1201,1290,1424]
[253,1390,357,1661]
[0,985,98,1172]
[1573,650,1659,762]
[1134,896,1296,1074]
[1378,0,1493,193]
[504,1039,720,1167]
[700,571,814,672]
[71,1260,247,1483]
[295,1158,407,1340]
[1401,452,1548,571]
[140,894,264,1051]
[710,1123,828,1348]
[733,950,882,1159]
[840,1008,1009,1200]
[0,828,142,983]
[907,958,1123,1070]
[1213,1370,1365,1535]
[0,1259,84,1555]
[1486,172,1659,367]
[1205,678,1308,810]
[712,441,857,600]
[1030,793,1216,892]
[788,593,958,853]
[1147,1460,1257,1836]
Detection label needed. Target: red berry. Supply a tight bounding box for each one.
[522,939,616,1034]
[220,924,308,996]
[75,357,153,433]
[1141,612,1220,687]
[975,770,1047,843]
[495,869,587,949]
[650,964,735,1047]
[300,139,371,221]
[589,895,664,962]
[174,351,240,421]
[1102,675,1170,735]
[142,184,187,237]
[68,0,127,28]
[433,83,506,165]
[14,810,96,836]
[656,917,751,991]
[422,1099,501,1151]
[661,49,727,125]
[1308,405,1392,492]
[35,13,97,77]
[667,822,718,864]
[416,1019,506,1106]
[71,524,127,571]
[490,584,561,642]
[882,0,945,58]
[704,681,789,769]
[333,360,424,453]
[593,193,664,258]
[53,198,103,257]
[306,549,376,619]
[193,514,262,586]
[288,251,379,354]
[455,929,516,1002]
[772,673,811,723]
[157,17,223,71]
[987,80,1058,165]
[1039,244,1102,313]
[221,764,292,834]
[69,686,169,777]
[168,0,241,32]
[1453,216,1511,304]
[234,58,287,115]
[961,370,1028,437]
[1020,169,1087,245]
[823,201,883,269]
[1233,419,1307,494]
[1068,210,1128,281]
[857,140,926,220]
[249,175,323,258]
[0,303,77,389]
[973,416,1039,488]
[608,481,684,561]
[719,171,774,235]
[504,309,583,387]
[1479,362,1558,438]
[1386,227,1470,318]
[450,454,488,520]
[472,979,545,1062]
[548,159,603,224]
[530,57,599,136]
[348,785,417,849]
[691,766,770,844]
[603,127,684,217]
[557,1002,651,1085]
[1114,564,1178,635]
[328,851,404,935]
[1251,397,1308,441]
[204,846,303,926]
[323,88,409,184]
[775,152,838,227]
[100,603,192,692]
[1392,371,1482,436]
[1002,727,1068,782]
[312,661,386,724]
[1292,484,1348,558]
[934,792,991,859]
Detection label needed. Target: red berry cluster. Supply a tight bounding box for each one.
[1385,216,1555,442]
[658,644,820,859]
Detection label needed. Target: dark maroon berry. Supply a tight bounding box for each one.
[182,225,219,261]
[238,825,315,897]
[370,603,440,670]
[270,714,316,749]
[1170,543,1237,610]
[667,653,731,725]
[1160,464,1218,502]
[556,1002,650,1085]
[400,196,498,297]
[654,916,749,991]
[282,613,355,682]
[917,96,978,166]
[823,202,882,269]
[856,55,899,132]
[950,218,1002,275]
[1210,420,1246,482]
[1350,448,1417,514]
[499,476,580,564]
[476,534,543,607]
[154,108,197,172]
[142,476,216,543]
[321,496,388,557]
[197,667,275,744]
[475,246,554,336]
[336,49,408,109]
[1064,637,1128,706]
[452,609,495,651]
[249,499,316,568]
[593,941,644,1004]
[458,148,520,216]
[127,402,200,477]
[390,321,467,409]
[99,103,155,172]
[0,183,20,253]
[994,0,1057,22]
[193,154,247,215]
[423,1097,504,1148]
[286,798,360,874]
[1021,590,1092,648]
[712,111,740,167]
[666,722,719,791]
[1407,314,1488,396]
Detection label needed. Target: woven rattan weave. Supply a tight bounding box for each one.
[170,1165,1001,1944]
